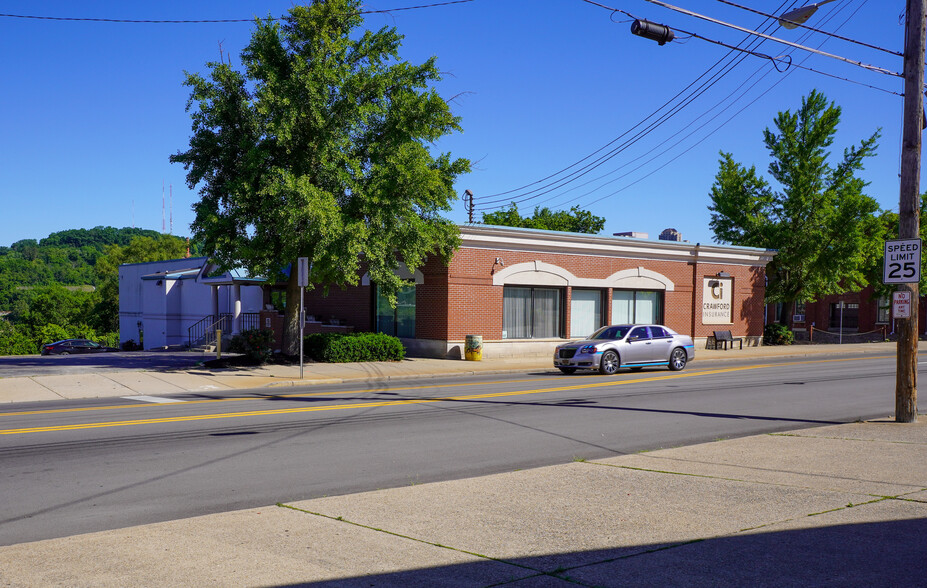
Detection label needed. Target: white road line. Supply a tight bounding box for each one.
[122,395,184,404]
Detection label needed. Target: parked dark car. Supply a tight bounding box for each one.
[41,339,119,355]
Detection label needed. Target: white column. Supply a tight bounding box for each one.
[211,286,220,322]
[232,284,242,335]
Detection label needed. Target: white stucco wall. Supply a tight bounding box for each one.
[119,258,262,349]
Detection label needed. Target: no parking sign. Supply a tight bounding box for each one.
[893,291,912,319]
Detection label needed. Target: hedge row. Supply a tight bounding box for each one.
[304,332,405,363]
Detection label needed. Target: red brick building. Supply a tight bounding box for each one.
[766,286,923,342]
[273,225,776,358]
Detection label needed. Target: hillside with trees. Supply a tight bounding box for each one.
[0,227,195,355]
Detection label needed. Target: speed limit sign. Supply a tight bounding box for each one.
[884,239,922,284]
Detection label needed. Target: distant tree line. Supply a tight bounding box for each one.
[0,227,198,355]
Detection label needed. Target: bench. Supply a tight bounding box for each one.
[712,330,743,350]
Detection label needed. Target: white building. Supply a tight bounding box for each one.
[119,257,264,350]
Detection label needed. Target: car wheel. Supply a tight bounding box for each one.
[59,352,69,356]
[599,350,620,375]
[558,367,577,375]
[669,348,687,371]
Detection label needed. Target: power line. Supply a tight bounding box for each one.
[0,1,476,24]
[478,0,891,214]
[711,0,901,57]
[473,0,792,210]
[641,0,901,78]
[570,0,883,210]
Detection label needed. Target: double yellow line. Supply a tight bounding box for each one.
[0,356,884,436]
[2,367,746,435]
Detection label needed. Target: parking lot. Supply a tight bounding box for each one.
[0,351,211,378]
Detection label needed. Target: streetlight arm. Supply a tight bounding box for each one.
[778,0,838,30]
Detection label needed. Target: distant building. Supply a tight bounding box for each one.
[659,228,682,242]
[613,231,649,239]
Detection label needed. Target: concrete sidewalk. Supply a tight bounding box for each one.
[0,420,924,586]
[0,342,924,586]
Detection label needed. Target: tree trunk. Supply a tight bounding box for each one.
[283,266,301,356]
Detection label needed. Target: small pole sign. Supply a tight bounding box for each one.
[893,290,912,319]
[883,238,922,284]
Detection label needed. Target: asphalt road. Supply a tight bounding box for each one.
[0,352,903,545]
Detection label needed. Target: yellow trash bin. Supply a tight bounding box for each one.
[465,335,483,361]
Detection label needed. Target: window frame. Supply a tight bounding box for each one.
[502,286,564,339]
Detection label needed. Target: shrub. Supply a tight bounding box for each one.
[304,332,405,363]
[96,332,120,349]
[229,328,275,364]
[764,323,794,346]
[37,324,72,347]
[121,339,141,351]
[0,320,38,356]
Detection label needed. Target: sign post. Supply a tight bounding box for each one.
[297,257,309,379]
[884,236,922,423]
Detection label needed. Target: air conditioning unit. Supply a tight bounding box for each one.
[793,314,805,323]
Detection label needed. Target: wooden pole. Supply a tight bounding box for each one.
[896,0,925,423]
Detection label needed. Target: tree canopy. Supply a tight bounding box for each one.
[481,204,605,234]
[171,0,470,353]
[708,90,881,309]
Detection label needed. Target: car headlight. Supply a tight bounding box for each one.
[580,345,598,354]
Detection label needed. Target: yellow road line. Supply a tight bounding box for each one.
[0,354,889,427]
[0,378,548,418]
[0,364,794,435]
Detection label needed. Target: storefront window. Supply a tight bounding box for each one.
[376,284,416,338]
[570,289,603,338]
[612,290,663,324]
[503,287,561,339]
[877,297,890,324]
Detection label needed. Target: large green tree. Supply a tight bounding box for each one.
[708,90,881,317]
[171,0,469,353]
[482,203,605,234]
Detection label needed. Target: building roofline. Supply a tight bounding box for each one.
[459,224,777,266]
[120,256,208,268]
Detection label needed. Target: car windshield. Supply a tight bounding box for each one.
[589,326,631,340]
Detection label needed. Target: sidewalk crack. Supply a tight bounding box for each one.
[275,502,597,587]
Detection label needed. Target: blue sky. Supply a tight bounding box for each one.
[0,0,911,247]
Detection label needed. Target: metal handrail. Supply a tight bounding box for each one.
[188,313,261,348]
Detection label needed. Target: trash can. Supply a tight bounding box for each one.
[465,334,483,361]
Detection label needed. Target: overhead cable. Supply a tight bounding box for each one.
[0,0,476,24]
[711,0,901,57]
[641,0,901,77]
[474,1,789,209]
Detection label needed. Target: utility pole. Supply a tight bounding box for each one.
[897,0,925,423]
[464,189,474,223]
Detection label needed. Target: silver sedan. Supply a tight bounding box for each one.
[553,324,695,375]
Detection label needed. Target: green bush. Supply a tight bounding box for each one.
[0,320,38,356]
[303,332,405,363]
[229,328,275,364]
[764,323,794,346]
[96,332,120,349]
[121,339,142,351]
